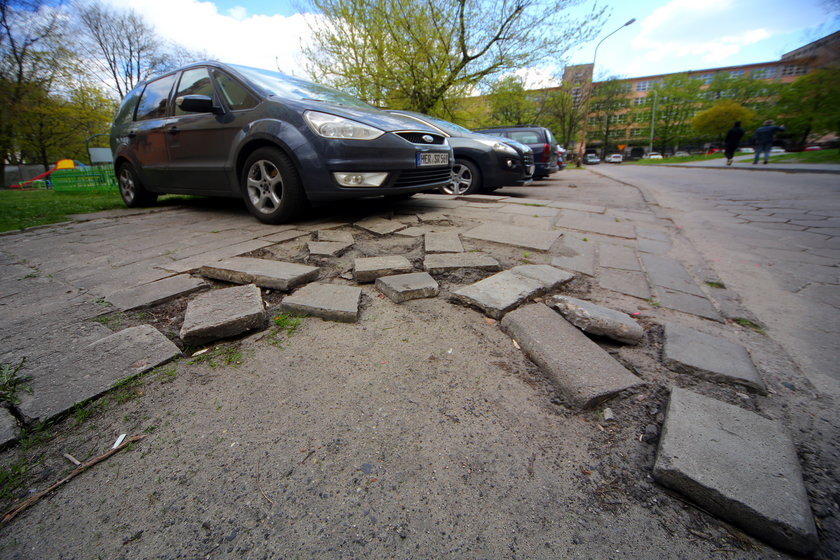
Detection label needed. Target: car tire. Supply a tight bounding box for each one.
[117,162,158,207]
[441,159,481,195]
[241,147,305,224]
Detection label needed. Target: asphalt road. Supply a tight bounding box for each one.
[585,164,840,399]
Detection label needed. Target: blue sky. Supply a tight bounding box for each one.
[109,0,839,85]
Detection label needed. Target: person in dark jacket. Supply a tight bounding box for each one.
[753,120,785,164]
[724,121,745,166]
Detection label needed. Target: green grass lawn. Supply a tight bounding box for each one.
[768,149,840,164]
[627,153,727,165]
[0,189,127,232]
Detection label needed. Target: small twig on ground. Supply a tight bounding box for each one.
[256,457,274,506]
[1,434,146,527]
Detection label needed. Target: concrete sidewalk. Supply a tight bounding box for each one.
[0,176,826,556]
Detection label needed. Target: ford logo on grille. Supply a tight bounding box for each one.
[422,135,434,143]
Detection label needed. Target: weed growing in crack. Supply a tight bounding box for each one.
[189,345,243,367]
[0,358,31,406]
[270,313,303,347]
[705,280,726,289]
[734,318,766,335]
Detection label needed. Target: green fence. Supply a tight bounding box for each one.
[51,167,117,192]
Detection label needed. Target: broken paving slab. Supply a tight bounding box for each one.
[317,230,354,243]
[180,284,266,346]
[424,232,464,253]
[500,304,643,408]
[376,272,439,303]
[280,282,362,323]
[640,253,704,297]
[353,216,405,235]
[260,229,310,243]
[549,296,644,345]
[19,325,180,422]
[452,265,574,319]
[0,408,18,448]
[199,257,319,291]
[599,243,641,271]
[654,387,817,555]
[308,241,353,257]
[598,268,651,300]
[551,234,595,277]
[105,274,208,311]
[354,255,413,282]
[654,287,722,321]
[464,223,562,251]
[662,323,765,393]
[423,252,501,274]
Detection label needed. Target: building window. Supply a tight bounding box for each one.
[751,67,777,79]
[633,97,646,105]
[729,70,744,78]
[699,73,714,85]
[781,64,808,76]
[630,128,643,137]
[636,80,651,92]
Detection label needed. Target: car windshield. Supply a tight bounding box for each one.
[407,113,472,136]
[230,64,375,110]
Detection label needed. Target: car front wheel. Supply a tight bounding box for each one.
[441,159,481,195]
[117,162,158,207]
[241,147,305,224]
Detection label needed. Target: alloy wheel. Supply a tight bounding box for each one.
[246,159,283,214]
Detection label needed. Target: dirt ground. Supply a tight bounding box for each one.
[0,192,837,559]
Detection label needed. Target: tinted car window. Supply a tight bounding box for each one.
[113,86,142,127]
[510,131,541,144]
[231,64,375,109]
[135,74,177,121]
[213,69,258,111]
[174,68,215,116]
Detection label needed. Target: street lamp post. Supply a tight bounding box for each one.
[583,18,636,160]
[649,90,658,154]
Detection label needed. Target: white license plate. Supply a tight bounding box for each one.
[417,152,449,167]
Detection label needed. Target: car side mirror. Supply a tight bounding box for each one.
[176,95,221,114]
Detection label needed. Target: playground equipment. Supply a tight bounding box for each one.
[8,158,116,191]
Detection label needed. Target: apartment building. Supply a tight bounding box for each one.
[561,30,840,156]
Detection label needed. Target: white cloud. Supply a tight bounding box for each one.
[104,0,315,76]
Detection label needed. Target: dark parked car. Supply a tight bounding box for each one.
[473,125,559,178]
[110,62,453,223]
[388,110,534,195]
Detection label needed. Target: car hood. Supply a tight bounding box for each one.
[274,97,440,134]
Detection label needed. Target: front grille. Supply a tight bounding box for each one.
[522,151,534,167]
[395,132,446,145]
[393,167,451,188]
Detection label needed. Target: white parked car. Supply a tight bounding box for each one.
[673,151,690,158]
[605,154,623,163]
[647,152,663,159]
[770,147,786,153]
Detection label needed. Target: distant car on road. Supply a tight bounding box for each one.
[583,153,601,164]
[770,146,786,154]
[647,152,663,159]
[110,61,453,223]
[605,154,623,163]
[673,151,690,158]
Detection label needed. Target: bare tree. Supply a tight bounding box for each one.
[75,1,199,99]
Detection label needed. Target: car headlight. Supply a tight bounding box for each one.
[477,139,518,155]
[304,111,384,140]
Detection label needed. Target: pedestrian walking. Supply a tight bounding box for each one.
[724,121,745,166]
[753,120,785,164]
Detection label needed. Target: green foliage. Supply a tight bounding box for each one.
[0,358,31,406]
[776,69,840,149]
[303,0,605,115]
[586,77,631,156]
[691,100,757,138]
[631,74,706,153]
[189,345,243,368]
[486,75,536,126]
[273,313,302,336]
[0,457,30,500]
[768,149,840,164]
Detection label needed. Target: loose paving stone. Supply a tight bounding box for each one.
[199,257,319,291]
[424,232,464,253]
[180,284,266,346]
[453,266,573,319]
[423,252,501,274]
[317,230,354,243]
[662,323,766,392]
[654,287,722,321]
[105,274,208,310]
[375,272,439,303]
[640,254,705,296]
[395,226,429,237]
[308,241,353,257]
[598,268,651,299]
[599,243,641,271]
[464,223,562,251]
[281,282,362,322]
[0,408,18,447]
[654,387,817,555]
[353,216,405,235]
[551,233,595,276]
[353,256,413,282]
[260,229,310,243]
[160,239,276,273]
[19,325,181,422]
[554,210,636,239]
[500,304,643,408]
[549,296,644,344]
